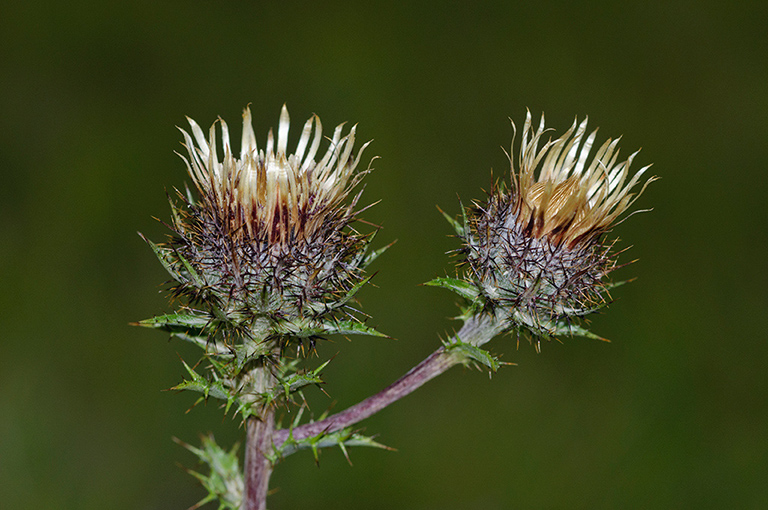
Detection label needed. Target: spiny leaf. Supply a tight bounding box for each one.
[228,341,273,374]
[139,232,206,288]
[176,435,243,510]
[551,321,609,342]
[172,359,233,403]
[319,319,389,338]
[272,426,393,461]
[167,193,185,230]
[276,317,388,339]
[459,198,469,237]
[173,357,263,421]
[137,312,210,330]
[438,205,466,236]
[268,359,332,405]
[175,249,205,288]
[139,234,185,283]
[336,273,377,308]
[300,273,377,317]
[167,330,211,351]
[135,312,226,352]
[444,339,503,372]
[424,277,480,302]
[361,240,396,269]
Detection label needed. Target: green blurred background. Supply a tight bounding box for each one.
[2,1,766,508]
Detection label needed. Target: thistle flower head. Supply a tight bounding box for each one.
[161,105,378,333]
[140,106,385,424]
[509,111,653,248]
[178,104,370,248]
[462,111,655,345]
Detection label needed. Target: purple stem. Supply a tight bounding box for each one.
[273,313,500,448]
[275,347,453,446]
[243,410,275,510]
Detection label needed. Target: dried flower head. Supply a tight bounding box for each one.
[178,104,370,248]
[160,105,378,338]
[462,111,655,346]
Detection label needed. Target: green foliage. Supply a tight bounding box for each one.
[437,202,468,237]
[137,305,390,432]
[170,358,261,421]
[443,337,506,374]
[136,312,219,350]
[260,358,330,407]
[275,427,392,464]
[424,277,479,302]
[354,231,395,270]
[272,315,388,340]
[136,226,390,422]
[272,405,392,464]
[175,435,243,510]
[139,233,204,288]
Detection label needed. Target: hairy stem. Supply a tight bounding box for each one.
[243,412,275,510]
[243,365,277,510]
[277,347,453,447]
[274,313,503,448]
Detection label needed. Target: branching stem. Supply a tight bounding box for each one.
[243,313,503,509]
[277,346,453,446]
[273,313,503,447]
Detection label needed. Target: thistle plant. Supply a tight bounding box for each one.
[138,105,654,510]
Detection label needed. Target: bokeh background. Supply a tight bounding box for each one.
[2,1,766,508]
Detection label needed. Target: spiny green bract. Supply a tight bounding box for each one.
[153,192,386,342]
[430,194,621,348]
[462,187,616,343]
